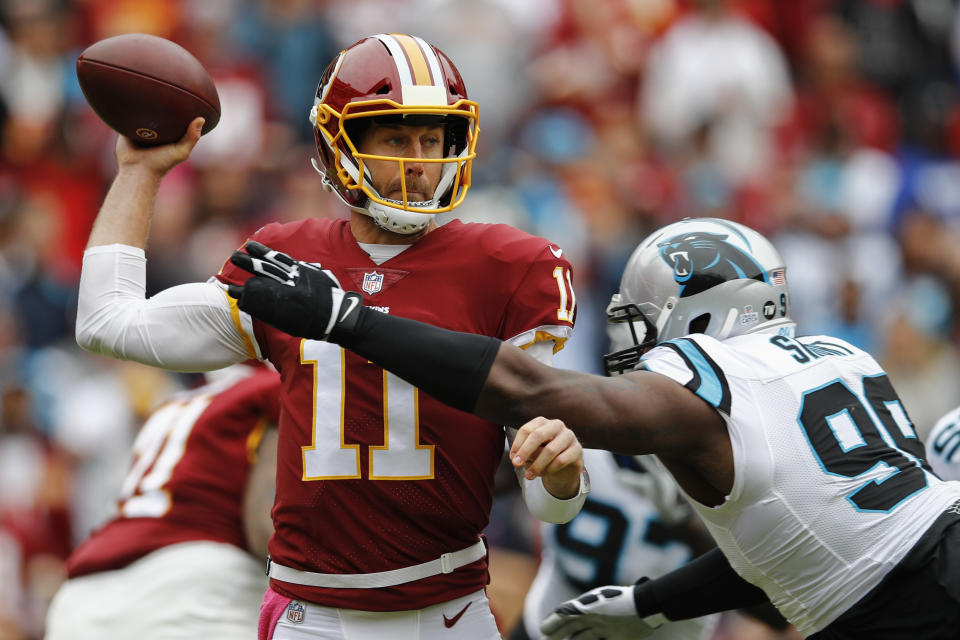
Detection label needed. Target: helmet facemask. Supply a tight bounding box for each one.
[603,295,659,376]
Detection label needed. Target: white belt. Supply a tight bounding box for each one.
[266,539,487,589]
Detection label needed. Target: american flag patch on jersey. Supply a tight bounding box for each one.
[771,269,785,285]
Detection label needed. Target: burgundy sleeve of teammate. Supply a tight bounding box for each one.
[66,368,281,578]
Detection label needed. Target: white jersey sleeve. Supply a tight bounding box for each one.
[640,332,960,636]
[76,245,259,371]
[927,406,960,481]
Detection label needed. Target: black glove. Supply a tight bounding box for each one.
[227,241,364,341]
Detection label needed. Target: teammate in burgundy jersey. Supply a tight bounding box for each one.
[44,365,280,640]
[74,34,588,639]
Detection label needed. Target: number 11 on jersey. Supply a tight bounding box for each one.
[300,339,435,481]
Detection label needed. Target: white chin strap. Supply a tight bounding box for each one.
[366,200,436,234]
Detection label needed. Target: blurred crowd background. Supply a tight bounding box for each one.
[3,0,960,637]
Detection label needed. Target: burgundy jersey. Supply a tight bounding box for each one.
[66,369,281,578]
[216,218,576,610]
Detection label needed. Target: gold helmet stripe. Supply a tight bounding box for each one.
[392,33,433,85]
[410,35,444,87]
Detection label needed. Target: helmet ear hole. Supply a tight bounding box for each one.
[689,313,711,335]
[344,119,371,147]
[447,118,469,155]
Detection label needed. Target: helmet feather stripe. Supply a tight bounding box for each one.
[390,33,434,86]
[411,35,444,87]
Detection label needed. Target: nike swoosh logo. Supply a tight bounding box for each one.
[339,295,360,322]
[442,601,472,628]
[549,246,563,258]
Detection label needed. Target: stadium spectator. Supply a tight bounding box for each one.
[230,0,336,140]
[50,359,174,545]
[73,33,589,639]
[876,292,960,439]
[641,0,793,185]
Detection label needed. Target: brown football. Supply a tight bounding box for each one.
[76,33,220,146]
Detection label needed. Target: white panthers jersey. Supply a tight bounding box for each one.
[521,449,718,640]
[927,406,960,481]
[640,332,960,637]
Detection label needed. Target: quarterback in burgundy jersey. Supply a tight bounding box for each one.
[44,365,280,639]
[217,215,577,611]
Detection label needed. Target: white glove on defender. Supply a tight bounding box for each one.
[540,585,667,640]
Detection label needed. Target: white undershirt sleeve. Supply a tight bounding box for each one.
[76,244,259,371]
[506,333,587,524]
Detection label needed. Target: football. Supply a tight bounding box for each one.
[76,33,220,146]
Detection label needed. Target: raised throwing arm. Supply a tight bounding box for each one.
[76,119,255,371]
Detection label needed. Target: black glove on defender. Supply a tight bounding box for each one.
[228,241,500,413]
[227,241,363,341]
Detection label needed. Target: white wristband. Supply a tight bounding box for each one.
[523,469,590,524]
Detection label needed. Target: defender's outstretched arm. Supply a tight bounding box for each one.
[228,243,723,458]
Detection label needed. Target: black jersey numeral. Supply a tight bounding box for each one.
[554,499,629,590]
[798,375,928,513]
[554,496,693,591]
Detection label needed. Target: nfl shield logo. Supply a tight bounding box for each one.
[362,271,384,294]
[286,601,305,624]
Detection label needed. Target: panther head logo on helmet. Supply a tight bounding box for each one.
[657,231,768,297]
[308,34,479,235]
[604,218,795,375]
